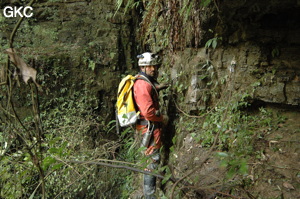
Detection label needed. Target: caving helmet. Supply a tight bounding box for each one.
[137,52,160,66]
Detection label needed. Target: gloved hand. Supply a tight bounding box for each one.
[162,115,169,126]
[156,83,169,91]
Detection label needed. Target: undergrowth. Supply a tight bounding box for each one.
[0,48,136,199]
[172,89,287,194]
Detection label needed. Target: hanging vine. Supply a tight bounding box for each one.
[135,0,217,52]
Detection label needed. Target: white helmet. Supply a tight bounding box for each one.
[137,52,160,66]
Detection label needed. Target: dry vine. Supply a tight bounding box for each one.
[0,0,46,198]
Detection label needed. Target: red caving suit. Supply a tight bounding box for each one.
[133,75,163,156]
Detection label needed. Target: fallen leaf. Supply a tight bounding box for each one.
[283,182,295,190]
[5,48,37,85]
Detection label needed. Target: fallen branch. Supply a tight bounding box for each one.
[60,159,169,181]
[60,159,209,198]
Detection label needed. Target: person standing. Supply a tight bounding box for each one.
[133,52,168,199]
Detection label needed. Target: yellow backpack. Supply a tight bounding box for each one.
[116,75,140,127]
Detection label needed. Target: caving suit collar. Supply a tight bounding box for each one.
[139,72,158,85]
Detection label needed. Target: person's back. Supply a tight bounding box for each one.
[134,72,163,155]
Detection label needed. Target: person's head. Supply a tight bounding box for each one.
[137,52,160,78]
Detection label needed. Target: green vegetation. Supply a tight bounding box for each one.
[171,86,287,194]
[0,1,133,197]
[114,0,215,51]
[205,36,222,49]
[1,0,298,198]
[0,66,139,198]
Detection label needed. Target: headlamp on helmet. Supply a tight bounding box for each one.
[137,52,160,66]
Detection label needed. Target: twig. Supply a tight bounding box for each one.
[29,170,55,199]
[172,96,206,118]
[169,130,221,199]
[6,1,44,197]
[87,158,138,167]
[0,104,16,118]
[213,0,220,13]
[57,159,210,197]
[9,0,37,48]
[171,65,231,119]
[182,186,242,199]
[59,159,169,181]
[53,167,93,199]
[270,164,300,171]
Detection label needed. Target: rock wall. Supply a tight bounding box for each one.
[168,0,300,109]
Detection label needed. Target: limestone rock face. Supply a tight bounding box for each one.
[165,0,300,108]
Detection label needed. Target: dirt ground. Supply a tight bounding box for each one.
[247,108,300,199]
[167,106,300,199]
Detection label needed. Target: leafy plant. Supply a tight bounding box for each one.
[217,152,248,179]
[114,0,141,16]
[205,36,222,49]
[201,0,213,7]
[271,47,280,58]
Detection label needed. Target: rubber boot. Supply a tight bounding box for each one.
[144,174,156,199]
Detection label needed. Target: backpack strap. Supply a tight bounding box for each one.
[135,74,159,97]
[117,75,135,97]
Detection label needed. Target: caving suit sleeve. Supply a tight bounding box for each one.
[133,79,163,122]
